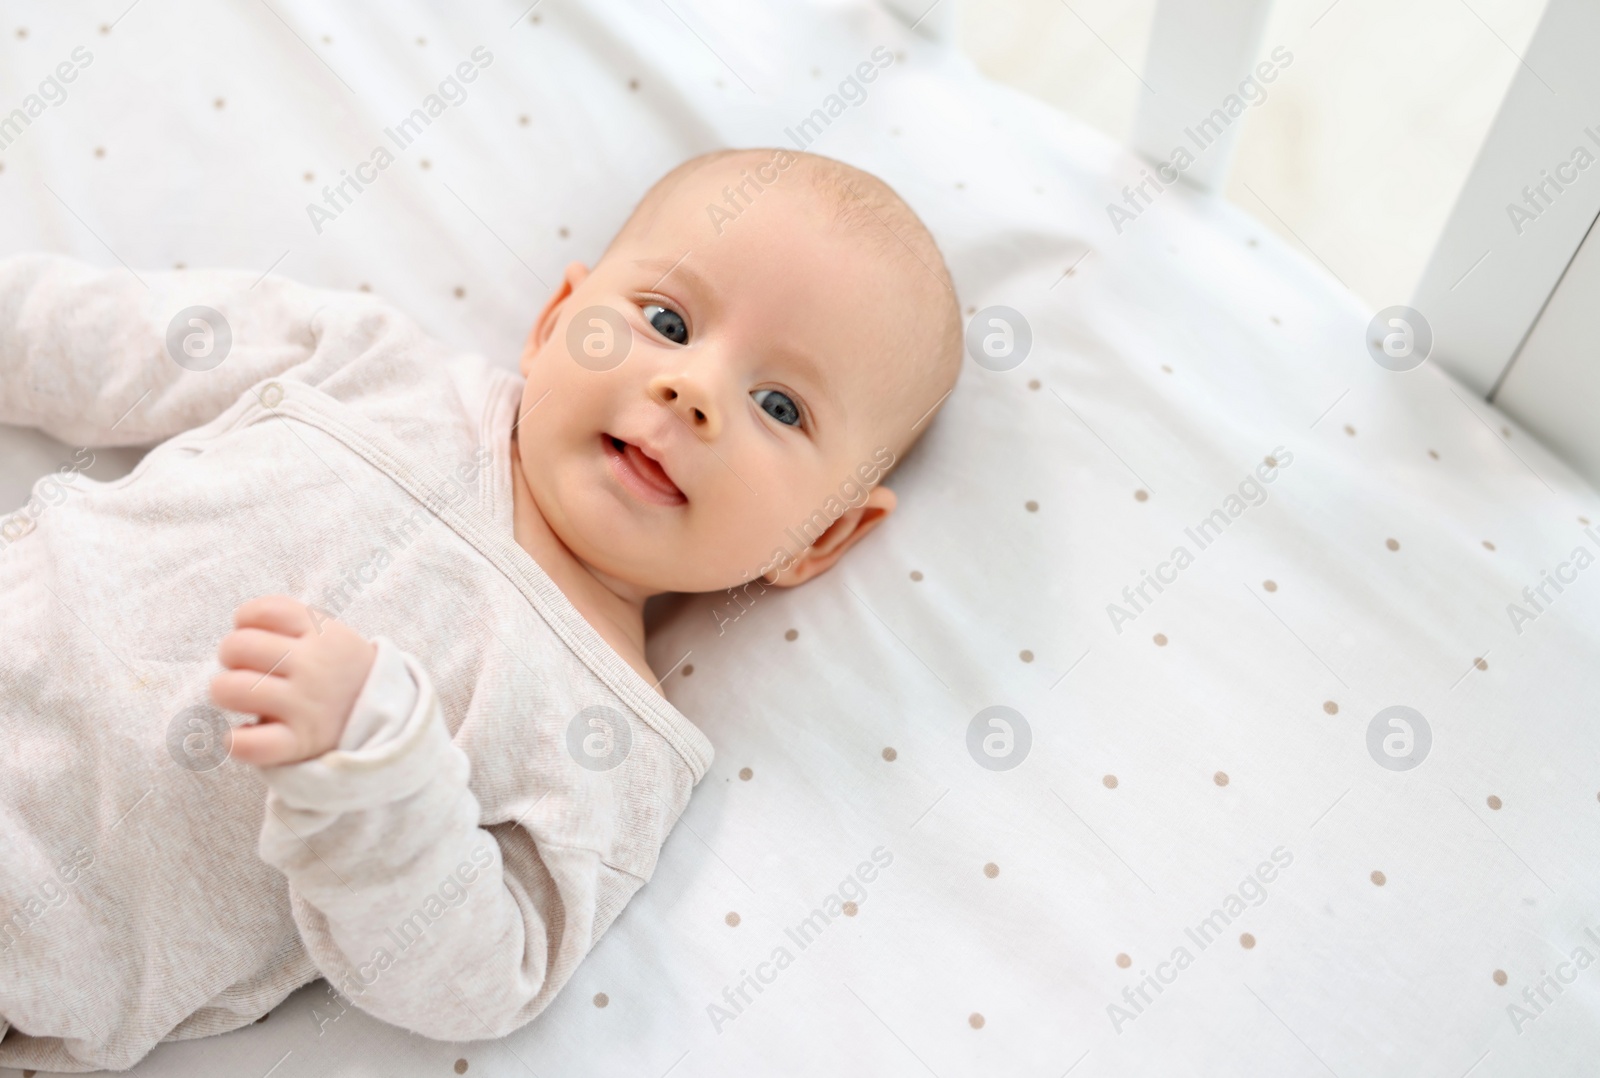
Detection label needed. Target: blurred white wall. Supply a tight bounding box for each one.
[956,0,1547,311]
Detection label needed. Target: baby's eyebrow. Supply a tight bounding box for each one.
[634,256,714,301]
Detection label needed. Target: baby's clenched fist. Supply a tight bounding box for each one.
[210,595,377,767]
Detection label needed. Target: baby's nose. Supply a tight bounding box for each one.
[648,374,721,439]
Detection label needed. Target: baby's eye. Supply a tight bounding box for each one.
[752,388,802,428]
[641,304,688,345]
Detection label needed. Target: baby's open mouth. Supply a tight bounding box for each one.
[602,433,686,506]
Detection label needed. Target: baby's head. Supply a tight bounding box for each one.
[515,148,961,597]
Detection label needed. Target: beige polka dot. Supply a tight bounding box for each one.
[420,158,431,170]
[1487,794,1502,810]
[1019,649,1034,663]
[1343,424,1356,436]
[965,306,976,316]
[738,767,752,781]
[1501,425,1511,437]
[628,78,640,91]
[1269,315,1281,325]
[681,664,694,676]
[968,1013,985,1029]
[1323,700,1339,715]
[1214,771,1229,787]
[1134,489,1149,502]
[518,114,530,125]
[1103,774,1118,789]
[1483,540,1496,551]
[1239,933,1256,949]
[983,862,999,878]
[558,226,570,238]
[1162,364,1173,373]
[358,283,370,292]
[1474,657,1488,671]
[1371,870,1386,886]
[1582,516,1592,526]
[1248,238,1259,247]
[1153,633,1168,647]
[1263,580,1277,592]
[453,286,465,299]
[1428,449,1440,460]
[93,147,105,158]
[454,1060,469,1075]
[910,570,924,581]
[1493,969,1508,986]
[725,911,740,927]
[1263,455,1277,467]
[593,992,609,1008]
[1025,500,1039,513]
[784,628,798,641]
[16,27,27,38]
[213,97,225,109]
[882,747,897,762]
[842,901,858,916]
[1115,953,1131,968]
[416,36,426,45]
[303,171,315,182]
[1028,379,1041,390]
[1385,538,1400,551]
[174,262,186,270]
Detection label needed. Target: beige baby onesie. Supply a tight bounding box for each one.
[0,254,713,1072]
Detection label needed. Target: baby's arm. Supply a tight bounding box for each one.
[212,596,617,1039]
[0,254,342,446]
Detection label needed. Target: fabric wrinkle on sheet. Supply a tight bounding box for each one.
[0,253,714,1073]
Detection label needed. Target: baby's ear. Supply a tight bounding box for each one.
[766,485,897,588]
[524,261,592,374]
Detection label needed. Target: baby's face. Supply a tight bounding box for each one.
[515,162,925,596]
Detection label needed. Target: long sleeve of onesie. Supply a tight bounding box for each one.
[0,253,350,447]
[256,637,621,1039]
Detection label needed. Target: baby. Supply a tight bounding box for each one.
[0,147,961,1071]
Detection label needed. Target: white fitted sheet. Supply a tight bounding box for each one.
[2,1,1599,1075]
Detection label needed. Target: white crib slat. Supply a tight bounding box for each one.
[1130,0,1275,194]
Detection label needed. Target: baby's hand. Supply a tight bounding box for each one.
[210,596,377,767]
